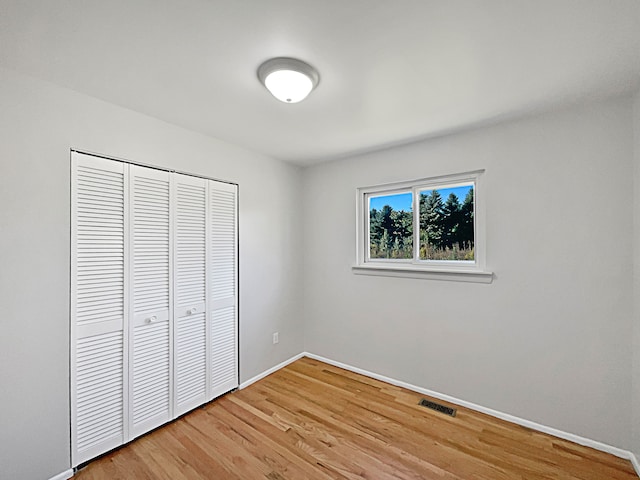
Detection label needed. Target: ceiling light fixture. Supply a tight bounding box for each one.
[257,57,319,104]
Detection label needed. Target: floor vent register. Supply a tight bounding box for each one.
[418,398,457,417]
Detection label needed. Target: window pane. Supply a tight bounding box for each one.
[419,184,474,261]
[369,192,413,259]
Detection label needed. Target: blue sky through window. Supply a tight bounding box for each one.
[370,192,412,212]
[369,185,472,212]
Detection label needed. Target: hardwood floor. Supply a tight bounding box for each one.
[73,357,638,479]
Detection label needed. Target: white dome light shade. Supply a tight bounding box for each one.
[264,70,313,103]
[258,57,319,103]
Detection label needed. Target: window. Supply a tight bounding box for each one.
[369,191,413,259]
[354,170,492,282]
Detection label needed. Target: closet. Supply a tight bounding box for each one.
[70,152,238,466]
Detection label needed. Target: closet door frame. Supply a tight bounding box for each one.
[71,150,239,467]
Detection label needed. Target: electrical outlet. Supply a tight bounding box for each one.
[273,332,279,344]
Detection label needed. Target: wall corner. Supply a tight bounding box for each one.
[632,88,640,464]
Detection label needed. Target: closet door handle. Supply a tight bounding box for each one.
[145,315,158,324]
[187,307,197,315]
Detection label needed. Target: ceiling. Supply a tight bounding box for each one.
[1,0,639,166]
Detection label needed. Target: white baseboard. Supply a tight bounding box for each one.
[239,352,305,390]
[49,469,74,480]
[304,352,639,473]
[630,452,640,477]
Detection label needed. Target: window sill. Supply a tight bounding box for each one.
[352,264,493,283]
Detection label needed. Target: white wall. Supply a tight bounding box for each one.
[303,97,634,449]
[633,89,640,461]
[0,66,304,480]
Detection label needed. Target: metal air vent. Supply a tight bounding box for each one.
[418,398,457,417]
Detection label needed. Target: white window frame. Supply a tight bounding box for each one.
[353,170,492,283]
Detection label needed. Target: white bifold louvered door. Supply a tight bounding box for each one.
[71,153,238,467]
[71,153,127,465]
[209,181,238,399]
[128,166,172,438]
[173,174,208,416]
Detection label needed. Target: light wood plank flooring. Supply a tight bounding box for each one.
[73,357,638,479]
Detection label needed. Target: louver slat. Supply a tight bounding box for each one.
[174,175,207,414]
[75,163,124,329]
[132,322,170,428]
[130,166,171,437]
[209,182,238,399]
[131,169,170,317]
[210,306,237,396]
[72,154,125,466]
[175,313,206,404]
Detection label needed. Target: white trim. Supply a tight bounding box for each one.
[630,452,640,477]
[48,469,74,480]
[352,264,493,283]
[239,353,305,390]
[304,352,638,468]
[355,170,487,281]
